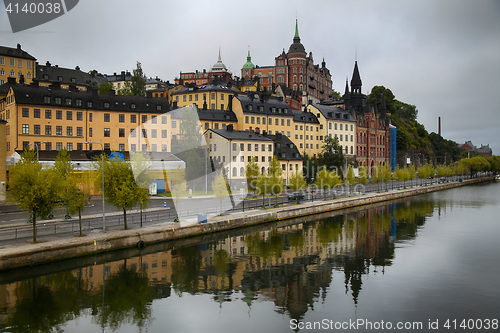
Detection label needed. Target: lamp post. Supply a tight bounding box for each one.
[85,141,105,231]
[27,141,48,160]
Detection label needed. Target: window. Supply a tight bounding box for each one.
[130,129,136,137]
[119,114,125,122]
[131,144,136,152]
[131,103,136,109]
[65,98,72,106]
[172,120,177,128]
[66,111,73,120]
[255,144,259,151]
[162,130,167,138]
[22,108,29,117]
[56,126,62,136]
[104,113,110,122]
[10,59,14,66]
[245,116,249,124]
[89,128,93,137]
[152,116,157,124]
[45,109,52,119]
[131,114,136,123]
[142,129,147,138]
[77,112,82,121]
[162,116,167,124]
[75,99,82,107]
[33,124,40,134]
[151,144,157,152]
[45,142,52,151]
[104,102,110,108]
[22,124,29,134]
[162,144,168,152]
[151,129,157,138]
[141,144,148,152]
[142,115,147,123]
[76,127,83,137]
[119,128,125,137]
[67,127,73,136]
[89,113,93,122]
[56,142,63,151]
[77,143,83,151]
[45,125,52,135]
[55,110,62,119]
[262,156,265,162]
[87,101,93,108]
[240,143,244,151]
[248,144,251,151]
[55,97,61,105]
[104,128,110,137]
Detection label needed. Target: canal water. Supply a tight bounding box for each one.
[0,182,499,332]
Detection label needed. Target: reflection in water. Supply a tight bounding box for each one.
[0,183,497,332]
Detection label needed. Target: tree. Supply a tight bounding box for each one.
[315,168,340,198]
[368,86,396,114]
[255,173,272,208]
[98,81,114,94]
[358,162,369,186]
[96,155,149,230]
[268,156,284,207]
[131,61,146,96]
[393,100,418,122]
[288,170,306,192]
[302,153,320,184]
[394,166,405,189]
[54,149,75,218]
[331,89,342,100]
[7,150,61,242]
[65,175,89,236]
[408,164,416,187]
[246,157,260,192]
[319,136,345,171]
[346,165,356,195]
[212,170,229,214]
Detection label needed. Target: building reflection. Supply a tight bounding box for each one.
[0,199,437,330]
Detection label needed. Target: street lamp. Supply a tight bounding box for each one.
[27,141,48,160]
[85,141,105,231]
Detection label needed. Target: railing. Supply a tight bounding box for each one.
[0,174,479,243]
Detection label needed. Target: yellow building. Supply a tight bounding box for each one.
[171,81,241,111]
[204,126,274,188]
[0,44,36,85]
[306,103,357,158]
[0,81,173,161]
[36,62,107,91]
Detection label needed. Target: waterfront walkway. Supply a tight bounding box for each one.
[0,176,494,271]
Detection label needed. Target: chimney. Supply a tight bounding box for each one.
[109,89,115,95]
[173,101,178,108]
[249,127,253,136]
[7,77,17,84]
[227,124,233,131]
[228,94,233,111]
[255,127,260,134]
[17,43,21,50]
[19,75,25,84]
[46,61,51,67]
[438,117,441,136]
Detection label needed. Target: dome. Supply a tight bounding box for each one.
[287,20,306,55]
[242,51,255,69]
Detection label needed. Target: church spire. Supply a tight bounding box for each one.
[351,61,362,94]
[295,19,299,38]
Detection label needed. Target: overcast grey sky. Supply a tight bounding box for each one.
[2,0,499,154]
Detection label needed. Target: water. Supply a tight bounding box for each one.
[1,182,499,332]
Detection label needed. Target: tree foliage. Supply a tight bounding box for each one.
[98,81,114,94]
[7,150,61,242]
[245,157,259,191]
[131,61,146,96]
[212,170,229,214]
[319,136,345,171]
[288,170,306,192]
[96,156,149,229]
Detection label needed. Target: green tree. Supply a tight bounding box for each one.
[408,164,416,187]
[245,157,259,192]
[358,162,369,185]
[393,100,418,121]
[255,173,272,208]
[320,136,345,171]
[303,153,320,184]
[96,156,149,230]
[131,61,146,96]
[288,170,306,192]
[98,81,114,94]
[368,86,396,114]
[346,165,356,195]
[212,170,229,214]
[394,166,405,189]
[331,88,342,100]
[268,156,284,207]
[65,176,89,237]
[7,150,61,242]
[54,149,75,218]
[315,168,340,198]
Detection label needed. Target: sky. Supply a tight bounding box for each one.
[1,0,499,154]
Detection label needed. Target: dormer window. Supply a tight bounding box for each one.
[104,102,110,108]
[65,98,71,105]
[258,106,264,112]
[70,78,76,83]
[87,101,93,108]
[54,97,61,105]
[43,74,49,80]
[246,105,253,111]
[43,96,50,104]
[271,107,276,113]
[156,105,162,111]
[131,103,136,109]
[75,99,82,106]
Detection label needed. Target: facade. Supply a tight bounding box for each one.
[0,44,36,85]
[290,109,322,157]
[171,81,241,111]
[268,133,303,185]
[204,126,274,188]
[306,103,357,158]
[104,71,132,91]
[175,50,232,85]
[459,141,493,157]
[344,61,391,168]
[241,20,333,106]
[0,80,173,164]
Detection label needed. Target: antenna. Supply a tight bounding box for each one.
[355,46,357,61]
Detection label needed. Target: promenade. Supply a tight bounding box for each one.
[0,176,494,271]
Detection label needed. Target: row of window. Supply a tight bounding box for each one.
[0,57,32,68]
[245,116,292,126]
[21,124,84,137]
[328,123,354,131]
[22,108,84,121]
[19,141,111,152]
[130,144,168,153]
[295,134,324,141]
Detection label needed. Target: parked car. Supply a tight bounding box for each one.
[287,192,305,201]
